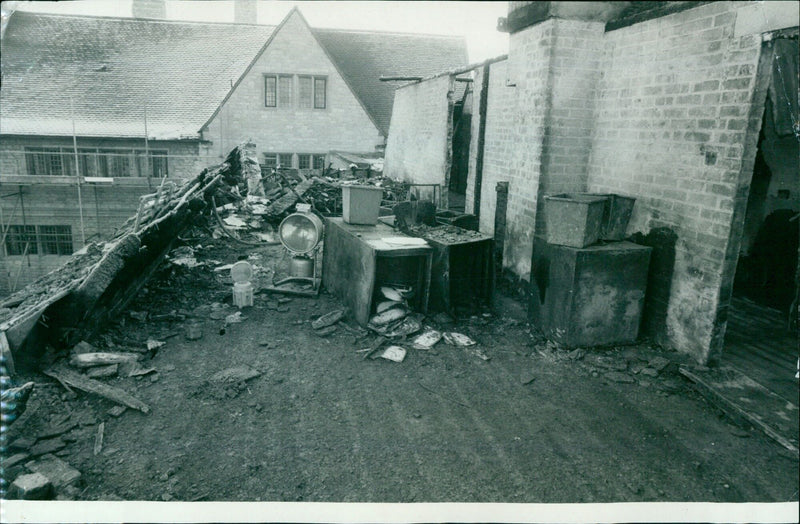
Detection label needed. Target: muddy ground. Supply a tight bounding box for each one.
[4,238,799,503]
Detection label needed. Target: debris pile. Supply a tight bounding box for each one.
[0,143,260,367]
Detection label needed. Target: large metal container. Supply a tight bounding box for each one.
[543,193,608,248]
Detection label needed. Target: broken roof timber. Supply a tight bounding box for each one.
[392,54,510,88]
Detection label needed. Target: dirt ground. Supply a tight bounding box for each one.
[4,238,799,503]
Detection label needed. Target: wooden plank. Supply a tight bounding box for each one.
[70,352,141,368]
[680,366,798,455]
[43,364,150,414]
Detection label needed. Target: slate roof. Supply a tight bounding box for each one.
[313,28,468,135]
[1,10,468,140]
[0,12,276,140]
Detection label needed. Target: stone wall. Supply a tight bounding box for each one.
[202,11,384,166]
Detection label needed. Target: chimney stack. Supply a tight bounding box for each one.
[132,0,166,19]
[234,0,257,24]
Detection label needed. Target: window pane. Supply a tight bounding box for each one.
[262,154,277,168]
[278,153,293,168]
[79,148,99,177]
[5,225,38,255]
[38,225,73,255]
[102,150,132,177]
[299,76,312,108]
[297,154,310,169]
[314,77,326,109]
[313,155,325,169]
[25,148,65,176]
[279,76,293,107]
[265,76,277,107]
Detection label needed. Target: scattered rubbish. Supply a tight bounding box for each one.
[382,316,422,338]
[225,312,245,325]
[640,368,659,378]
[380,286,405,302]
[128,367,157,377]
[71,341,98,354]
[312,309,345,330]
[86,364,118,379]
[10,437,36,451]
[443,332,476,347]
[588,355,627,371]
[412,329,442,350]
[369,307,407,327]
[5,453,30,469]
[29,438,66,458]
[362,336,387,360]
[37,421,77,440]
[468,347,491,361]
[70,352,140,368]
[376,300,403,314]
[168,246,202,268]
[26,454,82,490]
[213,263,235,273]
[9,472,53,500]
[43,364,151,413]
[223,215,247,229]
[94,422,105,456]
[567,348,586,361]
[315,325,338,337]
[209,366,262,384]
[521,373,536,385]
[379,346,406,362]
[146,339,165,352]
[107,406,127,417]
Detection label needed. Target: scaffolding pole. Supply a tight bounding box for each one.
[71,98,87,246]
[144,104,153,191]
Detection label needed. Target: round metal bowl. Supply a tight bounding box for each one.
[278,212,324,254]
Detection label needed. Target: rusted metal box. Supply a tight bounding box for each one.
[592,193,636,241]
[529,238,651,348]
[543,193,608,248]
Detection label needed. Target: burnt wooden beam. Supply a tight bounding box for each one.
[472,63,490,221]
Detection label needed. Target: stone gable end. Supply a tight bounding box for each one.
[202,11,383,161]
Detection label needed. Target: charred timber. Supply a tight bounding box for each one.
[0,144,258,371]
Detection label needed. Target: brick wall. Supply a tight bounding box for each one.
[384,75,454,207]
[202,11,384,165]
[465,1,794,362]
[585,1,765,361]
[0,136,201,296]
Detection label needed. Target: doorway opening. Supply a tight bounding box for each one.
[724,35,799,402]
[448,80,473,212]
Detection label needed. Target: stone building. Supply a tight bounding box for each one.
[0,5,467,294]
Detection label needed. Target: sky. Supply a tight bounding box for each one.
[2,0,509,62]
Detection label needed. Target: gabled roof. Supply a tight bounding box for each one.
[0,10,468,141]
[314,28,468,135]
[0,11,275,140]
